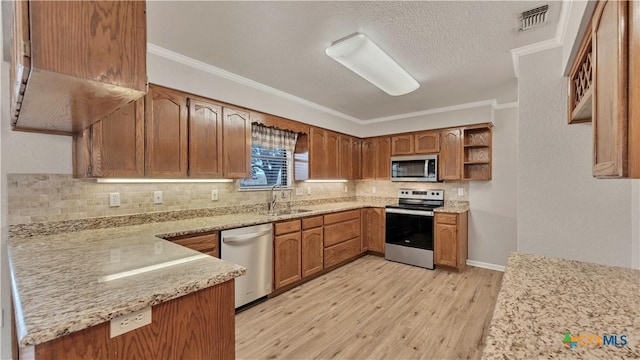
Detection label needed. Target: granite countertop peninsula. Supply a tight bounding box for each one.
[8,199,399,347]
[9,198,469,347]
[482,253,640,359]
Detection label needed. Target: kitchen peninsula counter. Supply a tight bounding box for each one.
[482,253,640,359]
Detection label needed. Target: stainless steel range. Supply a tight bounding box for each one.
[385,189,444,269]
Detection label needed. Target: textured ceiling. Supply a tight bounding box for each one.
[147,1,560,121]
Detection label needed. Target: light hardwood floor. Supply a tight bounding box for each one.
[236,255,503,360]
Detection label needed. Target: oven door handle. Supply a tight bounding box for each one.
[385,208,434,217]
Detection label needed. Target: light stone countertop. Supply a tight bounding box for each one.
[482,253,640,359]
[9,199,469,347]
[8,200,398,347]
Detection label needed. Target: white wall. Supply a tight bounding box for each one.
[468,107,518,267]
[517,46,633,268]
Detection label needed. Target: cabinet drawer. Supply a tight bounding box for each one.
[302,216,323,230]
[324,238,360,268]
[170,233,219,258]
[324,218,361,247]
[324,209,360,225]
[275,220,301,235]
[436,213,458,225]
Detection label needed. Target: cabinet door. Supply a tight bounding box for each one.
[274,233,302,289]
[145,85,188,177]
[439,129,462,180]
[222,107,251,178]
[325,130,340,179]
[338,135,352,179]
[376,137,391,179]
[592,0,628,177]
[309,127,326,178]
[415,131,440,154]
[189,99,223,178]
[302,227,323,278]
[391,135,414,155]
[73,99,145,178]
[363,208,385,253]
[361,138,376,179]
[351,138,362,180]
[435,223,457,267]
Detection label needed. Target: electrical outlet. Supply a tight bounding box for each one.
[110,307,152,338]
[153,191,163,204]
[211,189,219,201]
[344,186,348,193]
[295,187,303,196]
[109,193,120,207]
[372,186,377,193]
[307,187,312,195]
[458,188,464,196]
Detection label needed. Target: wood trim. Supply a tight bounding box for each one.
[629,0,640,178]
[250,111,310,134]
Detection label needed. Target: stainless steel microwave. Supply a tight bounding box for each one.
[390,155,438,182]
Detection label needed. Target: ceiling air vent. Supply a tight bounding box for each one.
[518,5,549,31]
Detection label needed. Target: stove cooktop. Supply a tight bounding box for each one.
[385,204,443,211]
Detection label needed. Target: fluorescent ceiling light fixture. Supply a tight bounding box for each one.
[96,179,233,184]
[326,33,419,96]
[304,179,348,183]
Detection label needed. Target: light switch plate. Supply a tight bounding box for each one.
[458,188,464,196]
[211,189,219,201]
[295,187,303,196]
[307,187,311,195]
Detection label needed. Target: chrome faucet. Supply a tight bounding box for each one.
[269,184,283,213]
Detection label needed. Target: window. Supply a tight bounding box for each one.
[239,145,292,189]
[239,124,298,190]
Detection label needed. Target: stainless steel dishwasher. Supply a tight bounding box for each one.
[221,223,273,308]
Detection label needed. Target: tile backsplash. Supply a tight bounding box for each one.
[7,174,355,225]
[7,174,469,225]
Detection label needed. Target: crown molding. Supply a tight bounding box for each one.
[510,0,571,78]
[494,101,518,110]
[147,43,362,124]
[365,99,497,124]
[149,43,517,125]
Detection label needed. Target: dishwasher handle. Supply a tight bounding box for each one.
[222,229,272,244]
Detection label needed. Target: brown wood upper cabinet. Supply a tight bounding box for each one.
[362,136,391,179]
[222,107,251,178]
[591,0,640,178]
[73,99,145,178]
[10,1,147,134]
[339,135,362,180]
[391,131,439,156]
[188,98,223,178]
[439,129,462,180]
[145,85,189,178]
[309,127,340,179]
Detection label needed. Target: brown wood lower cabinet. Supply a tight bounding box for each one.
[26,280,235,360]
[301,216,324,278]
[361,208,385,253]
[166,232,219,257]
[434,212,468,271]
[323,210,362,268]
[274,220,302,290]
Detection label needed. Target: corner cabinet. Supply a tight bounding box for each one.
[462,124,493,180]
[10,0,147,134]
[73,99,145,178]
[434,212,468,271]
[590,0,640,178]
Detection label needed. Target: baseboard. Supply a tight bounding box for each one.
[466,260,505,272]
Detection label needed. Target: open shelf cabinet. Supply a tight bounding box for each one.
[462,125,492,180]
